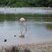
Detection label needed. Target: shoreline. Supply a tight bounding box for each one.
[0,41,52,52]
[0,41,52,47]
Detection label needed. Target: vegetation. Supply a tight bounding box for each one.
[0,0,52,7]
[0,14,52,21]
[46,24,52,30]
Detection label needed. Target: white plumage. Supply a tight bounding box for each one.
[19,17,25,22]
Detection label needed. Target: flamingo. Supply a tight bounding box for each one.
[19,17,26,38]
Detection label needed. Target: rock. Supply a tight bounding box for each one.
[4,39,7,42]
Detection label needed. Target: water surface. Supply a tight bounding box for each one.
[0,19,52,46]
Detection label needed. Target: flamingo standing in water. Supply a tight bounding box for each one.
[19,17,26,38]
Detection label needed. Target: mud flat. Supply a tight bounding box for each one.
[0,41,52,52]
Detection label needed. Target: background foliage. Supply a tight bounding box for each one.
[0,0,52,7]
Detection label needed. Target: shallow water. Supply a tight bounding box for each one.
[0,20,52,46]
